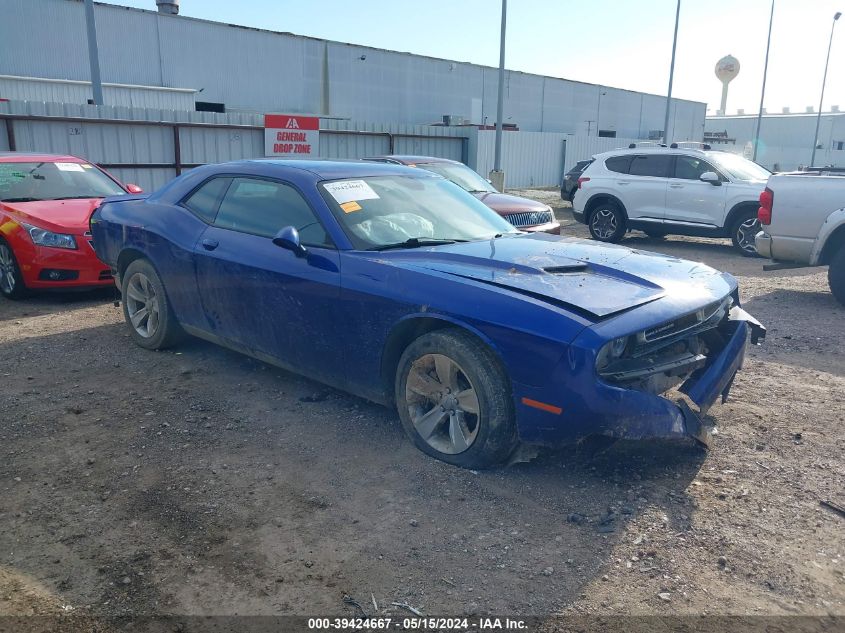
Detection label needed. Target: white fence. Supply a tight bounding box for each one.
[472,130,644,189]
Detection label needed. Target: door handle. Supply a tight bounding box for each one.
[201,238,219,251]
[669,183,684,188]
[616,181,630,185]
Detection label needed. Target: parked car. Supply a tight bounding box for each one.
[572,144,770,255]
[756,167,845,304]
[561,159,593,202]
[0,152,142,299]
[91,159,764,468]
[365,155,560,234]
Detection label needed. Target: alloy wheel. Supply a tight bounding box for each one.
[591,209,618,239]
[736,218,760,254]
[405,353,480,455]
[125,272,160,338]
[0,244,16,295]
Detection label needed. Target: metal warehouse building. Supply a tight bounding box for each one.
[1,0,705,141]
[706,111,845,170]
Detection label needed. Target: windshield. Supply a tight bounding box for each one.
[320,174,518,250]
[415,162,496,193]
[0,161,125,202]
[706,152,771,181]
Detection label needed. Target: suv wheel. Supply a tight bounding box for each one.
[731,211,761,257]
[588,203,626,243]
[828,248,845,306]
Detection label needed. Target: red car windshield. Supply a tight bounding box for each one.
[0,161,124,203]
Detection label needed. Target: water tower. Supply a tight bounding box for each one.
[715,55,740,115]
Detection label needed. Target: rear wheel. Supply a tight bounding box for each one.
[395,329,518,469]
[588,203,626,243]
[730,210,761,257]
[0,239,27,300]
[828,248,845,306]
[121,258,183,350]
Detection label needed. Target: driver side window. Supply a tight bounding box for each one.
[214,177,332,247]
[674,156,722,181]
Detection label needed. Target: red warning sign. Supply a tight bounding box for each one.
[264,114,319,157]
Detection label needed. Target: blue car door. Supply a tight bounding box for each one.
[192,176,343,384]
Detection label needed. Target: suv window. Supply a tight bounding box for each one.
[674,156,720,181]
[215,177,332,246]
[183,177,231,223]
[628,154,672,178]
[604,156,632,174]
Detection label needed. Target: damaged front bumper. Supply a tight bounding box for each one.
[514,303,766,448]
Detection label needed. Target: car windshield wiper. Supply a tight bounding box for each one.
[50,195,103,200]
[369,237,467,252]
[1,197,44,202]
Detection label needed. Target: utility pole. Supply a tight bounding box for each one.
[753,0,775,162]
[83,0,104,105]
[490,0,507,192]
[663,0,681,144]
[811,11,841,166]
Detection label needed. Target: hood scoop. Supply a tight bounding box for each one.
[543,264,588,274]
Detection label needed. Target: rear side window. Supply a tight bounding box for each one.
[604,156,632,174]
[215,177,331,246]
[628,155,672,178]
[183,177,231,223]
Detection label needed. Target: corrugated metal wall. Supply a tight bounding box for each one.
[473,131,642,188]
[0,100,468,190]
[0,0,707,139]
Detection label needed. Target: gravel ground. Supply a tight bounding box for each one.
[1,190,843,626]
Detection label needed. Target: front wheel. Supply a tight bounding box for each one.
[0,239,28,300]
[828,248,845,306]
[121,258,183,350]
[395,329,518,469]
[588,203,626,242]
[731,211,761,257]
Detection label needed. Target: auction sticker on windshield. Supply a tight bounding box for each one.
[55,162,85,172]
[324,180,380,205]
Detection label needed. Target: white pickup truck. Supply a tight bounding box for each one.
[756,168,845,305]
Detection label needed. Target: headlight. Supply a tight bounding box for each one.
[596,336,630,370]
[21,223,77,250]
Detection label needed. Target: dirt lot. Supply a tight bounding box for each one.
[1,191,843,627]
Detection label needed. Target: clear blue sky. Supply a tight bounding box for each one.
[100,0,845,115]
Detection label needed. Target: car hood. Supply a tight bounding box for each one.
[381,233,735,320]
[2,198,103,234]
[471,191,550,213]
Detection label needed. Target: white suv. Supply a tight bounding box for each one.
[571,144,771,255]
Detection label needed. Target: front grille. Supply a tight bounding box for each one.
[98,270,113,280]
[503,210,554,227]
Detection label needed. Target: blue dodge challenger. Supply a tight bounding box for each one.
[91,159,765,468]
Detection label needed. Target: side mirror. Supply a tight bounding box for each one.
[272,226,307,257]
[699,171,721,186]
[125,183,144,194]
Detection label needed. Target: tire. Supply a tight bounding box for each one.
[395,329,518,469]
[828,248,845,306]
[121,258,183,350]
[588,202,626,243]
[730,209,761,257]
[0,238,28,300]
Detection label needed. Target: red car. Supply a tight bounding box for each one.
[0,152,142,299]
[365,155,560,234]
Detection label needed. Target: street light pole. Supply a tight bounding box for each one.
[83,0,104,105]
[753,0,775,162]
[663,0,681,144]
[811,11,841,166]
[490,0,507,191]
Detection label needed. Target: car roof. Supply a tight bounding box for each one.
[366,155,461,166]
[237,158,429,180]
[0,152,87,163]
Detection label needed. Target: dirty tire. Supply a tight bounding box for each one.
[121,258,183,350]
[730,209,761,257]
[0,238,28,300]
[395,329,518,469]
[588,202,626,243]
[828,248,845,306]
